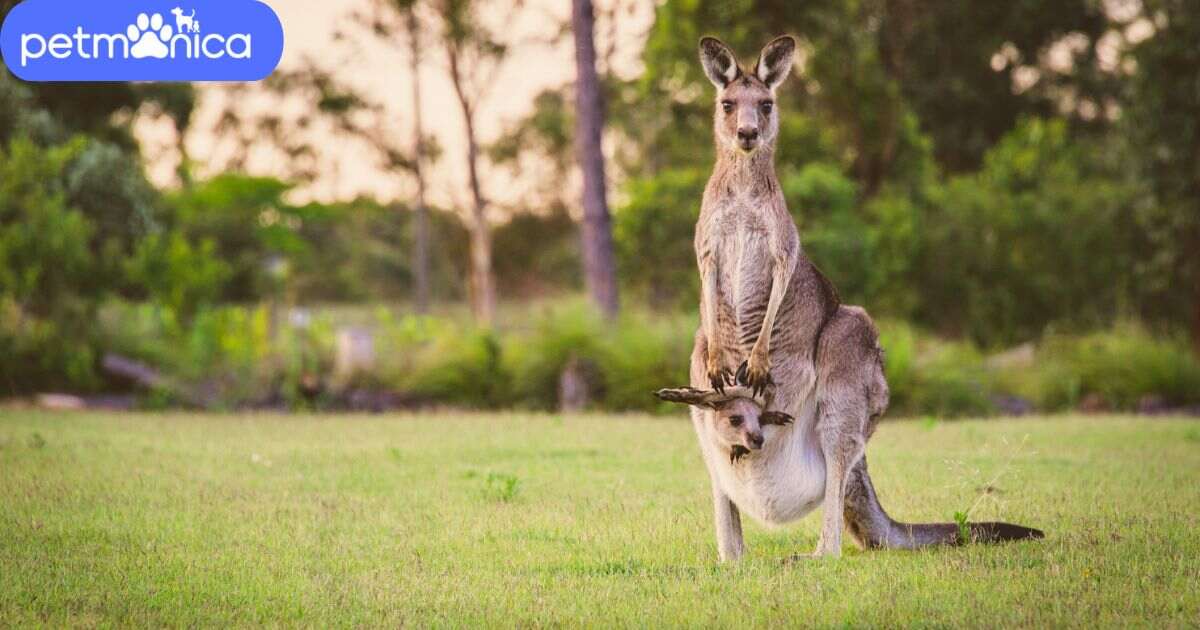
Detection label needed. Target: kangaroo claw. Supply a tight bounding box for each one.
[736,359,772,396]
[708,367,733,394]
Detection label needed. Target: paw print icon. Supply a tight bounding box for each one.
[127,13,173,59]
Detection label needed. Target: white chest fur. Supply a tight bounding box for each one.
[696,402,827,526]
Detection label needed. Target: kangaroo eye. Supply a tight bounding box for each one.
[721,101,734,114]
[760,101,773,115]
[729,415,744,427]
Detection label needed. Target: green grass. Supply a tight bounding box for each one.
[1,412,1197,627]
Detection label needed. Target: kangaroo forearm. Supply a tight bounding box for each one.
[700,262,722,358]
[754,263,791,356]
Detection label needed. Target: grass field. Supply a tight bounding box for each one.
[1,411,1198,627]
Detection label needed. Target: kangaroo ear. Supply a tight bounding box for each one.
[655,386,741,409]
[655,387,721,408]
[755,35,797,89]
[760,411,794,426]
[655,385,762,409]
[699,37,740,88]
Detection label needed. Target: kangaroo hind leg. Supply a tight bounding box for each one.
[812,401,867,557]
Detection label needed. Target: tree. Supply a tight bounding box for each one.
[571,0,619,319]
[208,59,378,186]
[407,7,432,314]
[435,0,518,326]
[1122,0,1200,351]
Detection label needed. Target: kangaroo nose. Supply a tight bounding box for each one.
[737,128,759,142]
[748,432,764,450]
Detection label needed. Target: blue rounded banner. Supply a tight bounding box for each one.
[1,0,284,81]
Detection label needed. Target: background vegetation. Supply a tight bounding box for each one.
[2,0,1198,416]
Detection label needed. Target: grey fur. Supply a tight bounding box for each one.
[657,36,1043,561]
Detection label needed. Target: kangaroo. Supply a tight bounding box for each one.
[656,36,1043,561]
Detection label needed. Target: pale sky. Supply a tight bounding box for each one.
[136,0,655,211]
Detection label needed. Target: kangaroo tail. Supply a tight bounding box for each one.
[843,457,1044,549]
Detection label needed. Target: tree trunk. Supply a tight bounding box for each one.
[1192,278,1200,356]
[571,0,620,319]
[407,9,431,314]
[447,43,497,326]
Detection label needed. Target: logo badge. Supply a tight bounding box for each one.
[1,0,284,81]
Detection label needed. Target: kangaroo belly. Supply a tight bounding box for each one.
[714,420,826,525]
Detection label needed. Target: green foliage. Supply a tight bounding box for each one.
[595,311,693,412]
[399,326,512,409]
[1000,325,1200,411]
[505,303,608,409]
[898,119,1146,346]
[100,301,335,409]
[613,168,706,308]
[0,138,93,315]
[125,233,230,322]
[163,180,470,306]
[0,137,101,393]
[0,298,98,393]
[93,296,1199,417]
[289,199,468,303]
[878,321,994,418]
[492,207,580,297]
[165,175,297,301]
[504,302,693,412]
[953,510,970,545]
[1122,0,1200,339]
[783,162,858,223]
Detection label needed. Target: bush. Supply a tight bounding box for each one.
[91,299,1200,417]
[999,325,1200,411]
[504,302,607,409]
[100,302,336,409]
[613,168,706,309]
[912,119,1144,346]
[502,301,694,413]
[877,320,994,418]
[596,310,694,412]
[125,232,231,322]
[0,137,102,393]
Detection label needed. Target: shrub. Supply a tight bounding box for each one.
[596,311,693,412]
[502,301,694,413]
[878,320,994,418]
[402,327,512,409]
[125,231,231,322]
[912,119,1144,347]
[613,168,706,309]
[99,301,336,409]
[504,302,606,410]
[0,137,101,393]
[1002,325,1200,411]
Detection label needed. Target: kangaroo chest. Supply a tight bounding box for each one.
[707,197,775,337]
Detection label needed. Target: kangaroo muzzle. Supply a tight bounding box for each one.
[736,127,759,151]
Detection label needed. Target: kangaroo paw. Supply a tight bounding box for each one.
[735,359,772,396]
[707,366,733,394]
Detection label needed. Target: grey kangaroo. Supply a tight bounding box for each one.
[656,36,1043,561]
